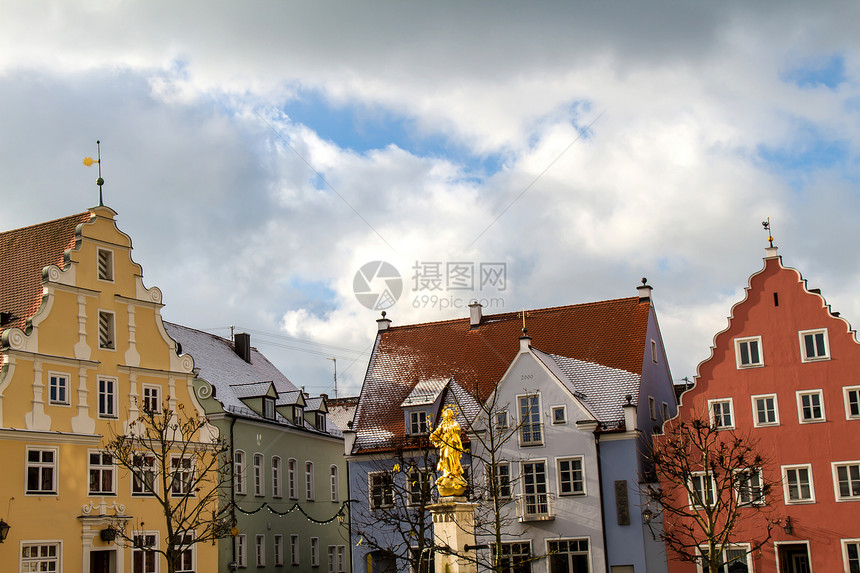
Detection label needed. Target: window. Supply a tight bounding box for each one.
[799,328,830,362]
[410,410,429,434]
[843,540,860,573]
[495,411,509,429]
[132,533,157,573]
[26,447,57,494]
[709,399,734,430]
[328,545,346,573]
[316,412,327,431]
[783,464,815,503]
[408,468,432,506]
[330,465,339,502]
[690,472,716,508]
[551,406,567,424]
[272,456,282,498]
[97,248,114,281]
[132,454,156,495]
[662,401,670,421]
[557,457,585,496]
[256,534,266,567]
[173,532,195,573]
[548,539,589,573]
[834,462,860,501]
[290,534,300,566]
[410,547,434,573]
[845,387,860,420]
[735,336,763,368]
[305,461,315,500]
[488,462,511,499]
[494,542,531,573]
[735,468,764,506]
[263,396,275,420]
[519,394,543,446]
[521,461,549,518]
[142,385,160,413]
[651,339,658,363]
[88,451,115,495]
[274,534,284,567]
[234,450,247,495]
[369,471,394,509]
[293,406,304,426]
[649,397,656,421]
[288,458,298,499]
[797,390,825,423]
[236,534,247,568]
[48,373,69,405]
[21,542,60,573]
[98,310,116,349]
[311,537,320,567]
[254,454,264,497]
[98,377,117,418]
[699,544,752,573]
[171,456,193,496]
[752,394,779,427]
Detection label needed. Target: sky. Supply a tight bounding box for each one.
[3,1,860,397]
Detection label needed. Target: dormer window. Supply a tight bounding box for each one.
[263,397,275,420]
[293,407,304,426]
[410,411,429,435]
[315,412,326,431]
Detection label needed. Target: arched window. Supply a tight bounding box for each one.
[305,461,315,500]
[330,465,339,502]
[288,458,298,499]
[254,453,264,497]
[272,456,282,498]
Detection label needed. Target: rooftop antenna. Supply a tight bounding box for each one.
[327,357,338,399]
[762,217,774,247]
[83,140,104,206]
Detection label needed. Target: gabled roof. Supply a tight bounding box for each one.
[352,298,651,453]
[0,211,92,335]
[231,381,276,399]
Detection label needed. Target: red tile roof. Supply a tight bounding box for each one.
[352,297,650,452]
[0,212,92,336]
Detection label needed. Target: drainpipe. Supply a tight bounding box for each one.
[595,434,610,573]
[229,414,238,569]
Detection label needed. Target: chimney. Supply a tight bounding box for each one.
[469,300,483,329]
[519,329,532,352]
[377,311,391,332]
[234,332,251,363]
[637,277,652,304]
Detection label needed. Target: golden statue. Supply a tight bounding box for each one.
[429,407,468,496]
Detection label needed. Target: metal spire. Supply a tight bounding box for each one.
[83,140,104,206]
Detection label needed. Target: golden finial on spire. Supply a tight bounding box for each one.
[83,140,104,206]
[762,217,774,248]
[518,308,529,331]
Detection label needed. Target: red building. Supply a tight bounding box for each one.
[666,244,860,573]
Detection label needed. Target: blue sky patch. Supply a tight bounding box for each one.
[756,122,849,187]
[781,54,846,89]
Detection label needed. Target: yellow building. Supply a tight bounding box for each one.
[0,206,218,573]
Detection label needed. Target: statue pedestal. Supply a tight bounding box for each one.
[428,497,478,573]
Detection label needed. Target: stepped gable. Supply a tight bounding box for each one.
[353,297,649,452]
[0,212,92,334]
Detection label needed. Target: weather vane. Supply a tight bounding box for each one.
[518,308,529,333]
[83,140,104,207]
[761,217,774,248]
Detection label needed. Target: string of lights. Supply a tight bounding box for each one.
[233,500,352,525]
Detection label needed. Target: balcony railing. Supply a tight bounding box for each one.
[515,492,555,521]
[518,422,545,446]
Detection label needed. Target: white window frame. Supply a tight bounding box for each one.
[783,464,815,504]
[26,446,58,495]
[696,543,752,573]
[734,468,765,506]
[495,410,509,429]
[520,459,550,517]
[263,396,275,420]
[274,534,284,567]
[132,531,158,573]
[173,531,195,573]
[272,456,282,498]
[48,372,70,406]
[236,534,247,567]
[98,376,118,419]
[751,394,779,427]
[369,471,394,509]
[290,534,300,566]
[21,541,62,573]
[708,398,735,430]
[170,455,194,497]
[799,328,830,362]
[490,461,512,499]
[518,393,543,446]
[842,538,860,573]
[97,247,114,282]
[88,450,116,496]
[132,453,157,496]
[234,450,247,495]
[494,541,532,572]
[330,465,339,502]
[689,471,716,509]
[141,384,161,413]
[311,537,320,567]
[98,309,116,350]
[256,534,266,567]
[288,458,298,499]
[253,453,264,497]
[797,390,825,423]
[557,456,585,496]
[734,336,763,368]
[546,538,591,573]
[833,461,860,502]
[305,461,315,500]
[844,386,860,420]
[407,467,432,506]
[410,410,429,435]
[551,405,567,425]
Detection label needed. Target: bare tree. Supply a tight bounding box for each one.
[102,401,232,573]
[643,414,779,573]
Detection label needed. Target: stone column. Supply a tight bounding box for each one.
[428,496,478,573]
